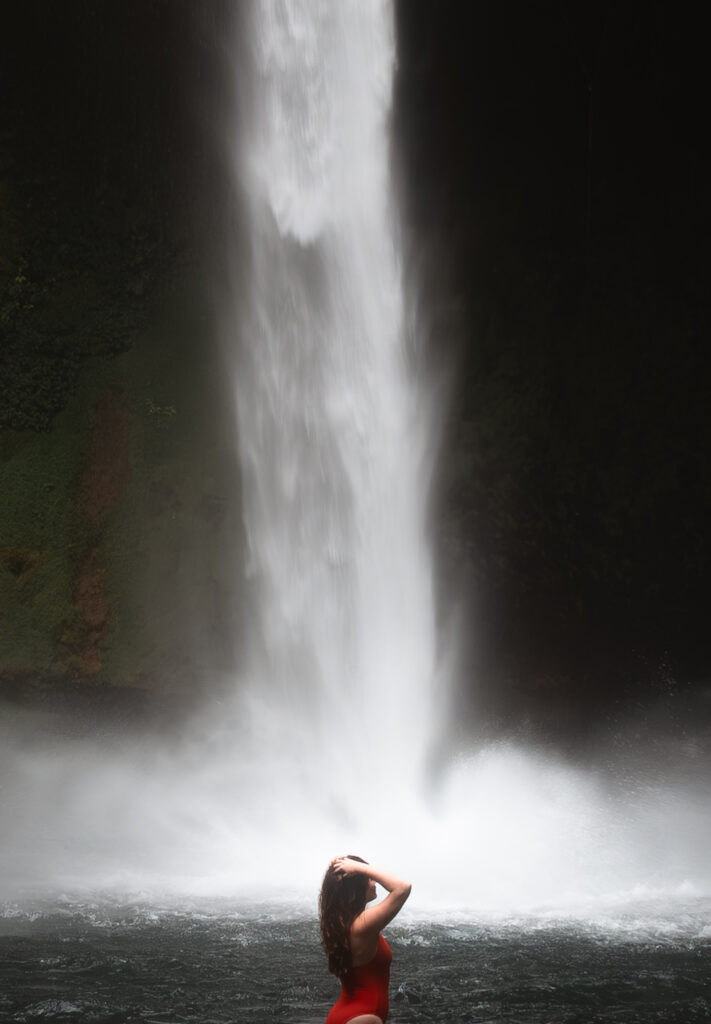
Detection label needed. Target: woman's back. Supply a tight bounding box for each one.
[325,934,391,1024]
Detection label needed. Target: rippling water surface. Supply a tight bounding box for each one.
[1,896,709,1023]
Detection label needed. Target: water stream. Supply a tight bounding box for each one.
[227,0,438,808]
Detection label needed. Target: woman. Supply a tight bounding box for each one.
[319,855,411,1024]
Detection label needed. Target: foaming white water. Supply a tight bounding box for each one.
[2,725,710,918]
[227,0,438,802]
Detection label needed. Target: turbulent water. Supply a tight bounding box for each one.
[2,897,710,1024]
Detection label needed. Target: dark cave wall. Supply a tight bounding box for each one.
[0,1,243,703]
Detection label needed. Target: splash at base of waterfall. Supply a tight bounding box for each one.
[2,723,709,915]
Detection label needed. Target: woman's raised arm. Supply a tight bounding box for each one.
[332,856,411,935]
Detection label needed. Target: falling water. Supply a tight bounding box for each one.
[212,0,711,909]
[227,0,438,813]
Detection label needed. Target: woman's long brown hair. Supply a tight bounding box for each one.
[319,855,370,991]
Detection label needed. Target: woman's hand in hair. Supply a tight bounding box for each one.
[331,856,367,878]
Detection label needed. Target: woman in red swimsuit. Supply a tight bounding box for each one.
[320,855,411,1024]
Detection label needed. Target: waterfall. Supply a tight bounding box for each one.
[1,0,709,912]
[226,0,438,820]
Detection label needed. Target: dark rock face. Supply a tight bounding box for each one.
[395,0,711,736]
[0,3,241,706]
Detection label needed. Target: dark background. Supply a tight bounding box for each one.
[394,0,710,739]
[1,1,709,743]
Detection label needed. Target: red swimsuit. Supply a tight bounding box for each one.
[326,934,392,1024]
